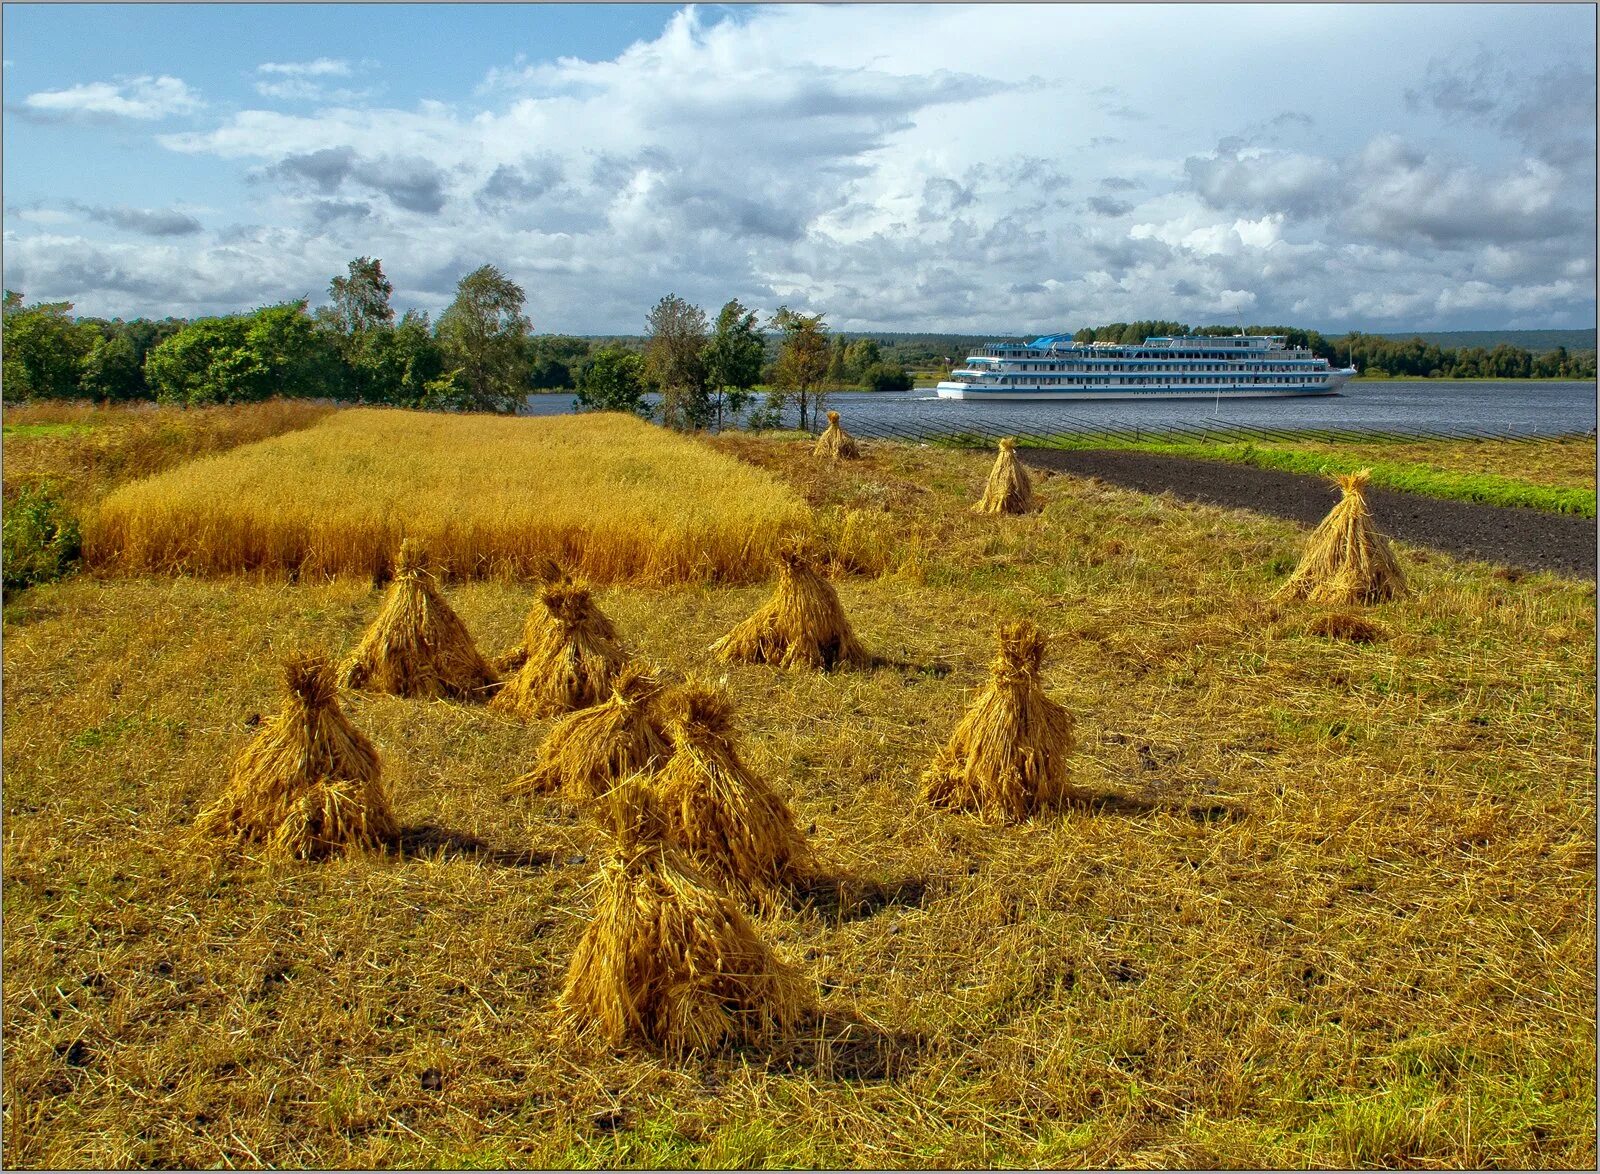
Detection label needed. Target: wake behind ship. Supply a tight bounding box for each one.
[936,333,1355,400]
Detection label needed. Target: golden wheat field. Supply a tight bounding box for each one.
[2,418,1595,1168]
[85,409,811,584]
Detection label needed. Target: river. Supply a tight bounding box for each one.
[523,379,1597,438]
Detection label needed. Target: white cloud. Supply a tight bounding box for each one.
[22,75,202,121]
[8,4,1595,331]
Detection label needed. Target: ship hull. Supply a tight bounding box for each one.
[936,369,1353,400]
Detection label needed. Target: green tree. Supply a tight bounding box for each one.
[434,264,531,413]
[79,333,145,402]
[844,337,881,380]
[701,299,764,429]
[768,306,830,431]
[860,361,913,391]
[1,294,95,399]
[643,293,710,430]
[328,257,395,335]
[143,301,336,405]
[574,346,650,417]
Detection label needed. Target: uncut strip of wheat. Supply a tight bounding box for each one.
[86,409,811,585]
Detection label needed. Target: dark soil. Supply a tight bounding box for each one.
[1020,447,1597,580]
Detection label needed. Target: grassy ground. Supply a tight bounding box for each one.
[984,435,1596,517]
[3,431,1594,1168]
[86,409,809,585]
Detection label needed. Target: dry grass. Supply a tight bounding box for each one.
[1277,470,1408,606]
[2,428,1594,1168]
[85,409,810,584]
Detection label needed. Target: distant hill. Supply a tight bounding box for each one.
[1366,329,1595,354]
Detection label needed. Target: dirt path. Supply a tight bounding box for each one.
[1020,447,1597,579]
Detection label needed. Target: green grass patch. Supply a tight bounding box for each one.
[2,422,96,440]
[939,433,1596,516]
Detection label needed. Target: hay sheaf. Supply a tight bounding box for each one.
[196,654,396,858]
[560,780,811,1056]
[656,682,815,910]
[921,620,1076,821]
[510,664,669,803]
[338,539,498,701]
[711,545,870,671]
[490,577,628,721]
[973,437,1034,515]
[813,410,861,460]
[492,557,569,673]
[1276,469,1408,605]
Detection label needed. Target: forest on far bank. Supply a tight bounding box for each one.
[4,262,1595,421]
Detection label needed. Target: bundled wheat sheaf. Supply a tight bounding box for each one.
[813,410,861,460]
[338,539,498,700]
[973,437,1034,515]
[195,653,396,858]
[492,557,568,674]
[560,778,810,1055]
[510,663,669,802]
[921,620,1076,821]
[1276,469,1408,605]
[711,544,870,670]
[490,575,628,721]
[656,681,815,909]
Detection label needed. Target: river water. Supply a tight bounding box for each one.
[524,379,1597,438]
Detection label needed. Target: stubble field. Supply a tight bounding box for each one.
[2,413,1594,1168]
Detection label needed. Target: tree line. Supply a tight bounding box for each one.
[0,261,914,430]
[1071,321,1597,380]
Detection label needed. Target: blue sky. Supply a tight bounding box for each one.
[2,3,1594,333]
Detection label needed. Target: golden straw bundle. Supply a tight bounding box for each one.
[338,538,498,701]
[813,410,860,460]
[510,663,669,802]
[196,653,396,858]
[490,577,628,721]
[493,557,569,674]
[560,779,811,1056]
[710,545,870,670]
[656,682,814,909]
[921,620,1076,821]
[1276,469,1407,605]
[972,437,1034,515]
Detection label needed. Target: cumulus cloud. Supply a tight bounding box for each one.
[7,4,1594,331]
[22,74,202,121]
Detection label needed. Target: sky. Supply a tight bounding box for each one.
[2,2,1595,335]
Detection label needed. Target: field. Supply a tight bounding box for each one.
[2,418,1595,1168]
[86,409,811,585]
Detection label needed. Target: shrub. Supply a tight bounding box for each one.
[861,362,913,392]
[3,482,82,595]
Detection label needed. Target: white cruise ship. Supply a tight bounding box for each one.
[935,334,1354,400]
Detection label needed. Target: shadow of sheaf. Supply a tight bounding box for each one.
[1068,788,1249,823]
[766,1007,926,1082]
[394,823,556,869]
[791,871,933,924]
